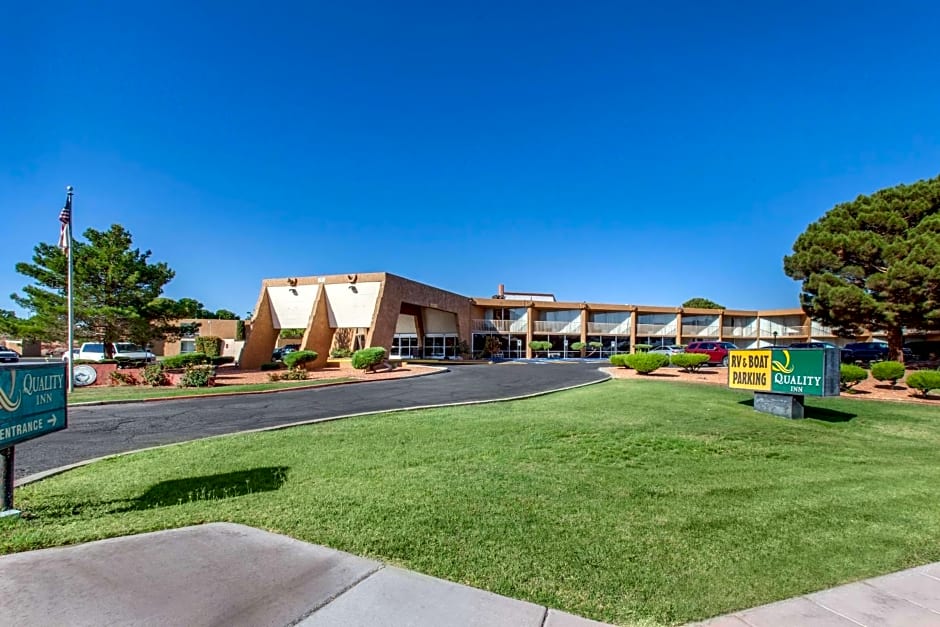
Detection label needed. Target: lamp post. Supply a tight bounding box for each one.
[772,331,778,347]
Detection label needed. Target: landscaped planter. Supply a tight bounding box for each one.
[73,363,213,388]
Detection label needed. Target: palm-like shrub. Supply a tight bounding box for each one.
[905,371,940,397]
[840,364,868,391]
[284,350,318,369]
[670,353,709,373]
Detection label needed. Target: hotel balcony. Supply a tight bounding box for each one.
[472,319,528,334]
[587,322,632,335]
[759,325,809,338]
[681,325,720,338]
[722,326,759,338]
[532,320,582,334]
[635,323,675,336]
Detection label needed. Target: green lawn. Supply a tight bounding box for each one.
[5,380,940,626]
[68,378,356,403]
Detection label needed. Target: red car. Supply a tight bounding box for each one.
[684,341,738,366]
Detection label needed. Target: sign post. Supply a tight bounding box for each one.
[0,363,69,516]
[728,348,840,418]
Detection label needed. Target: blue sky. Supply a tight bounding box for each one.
[3,1,939,317]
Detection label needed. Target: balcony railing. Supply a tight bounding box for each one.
[587,322,631,334]
[472,319,528,333]
[532,320,581,334]
[722,326,758,338]
[681,325,720,338]
[759,325,809,337]
[635,323,675,336]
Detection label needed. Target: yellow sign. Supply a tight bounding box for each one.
[728,350,772,391]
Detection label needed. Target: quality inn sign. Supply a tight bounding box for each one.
[728,348,840,397]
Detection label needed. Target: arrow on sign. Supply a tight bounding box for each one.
[48,416,56,426]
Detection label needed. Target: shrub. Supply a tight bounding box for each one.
[281,366,308,380]
[279,328,305,339]
[589,341,604,349]
[162,352,211,369]
[352,347,387,370]
[179,364,215,388]
[483,336,503,357]
[609,354,629,368]
[235,320,245,341]
[284,350,318,369]
[330,347,354,358]
[211,355,235,366]
[109,370,139,386]
[906,371,940,397]
[260,362,284,371]
[671,353,710,372]
[624,352,669,374]
[571,342,586,351]
[840,364,868,391]
[871,360,906,386]
[634,344,652,353]
[528,341,551,356]
[194,336,222,358]
[141,363,169,387]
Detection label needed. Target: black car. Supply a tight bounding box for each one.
[0,346,19,363]
[842,342,913,363]
[272,344,301,361]
[787,341,851,361]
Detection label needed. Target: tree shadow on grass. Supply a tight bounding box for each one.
[737,399,856,423]
[111,466,289,513]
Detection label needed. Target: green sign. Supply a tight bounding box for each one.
[0,363,68,449]
[728,348,840,397]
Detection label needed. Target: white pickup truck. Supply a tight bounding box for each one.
[63,342,156,365]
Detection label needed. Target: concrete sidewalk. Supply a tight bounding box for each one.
[695,563,940,626]
[0,523,612,627]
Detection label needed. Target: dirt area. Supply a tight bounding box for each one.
[213,362,442,386]
[603,366,940,406]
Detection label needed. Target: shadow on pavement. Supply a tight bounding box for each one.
[737,399,856,422]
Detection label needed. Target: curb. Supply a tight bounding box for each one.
[16,368,612,487]
[67,366,449,407]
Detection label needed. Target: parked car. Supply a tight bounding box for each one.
[0,345,20,363]
[272,344,301,361]
[787,341,852,361]
[841,342,913,364]
[63,342,156,365]
[648,345,685,362]
[684,341,738,366]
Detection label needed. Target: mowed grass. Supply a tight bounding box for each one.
[68,378,355,403]
[4,380,940,626]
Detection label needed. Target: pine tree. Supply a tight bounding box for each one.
[784,175,940,360]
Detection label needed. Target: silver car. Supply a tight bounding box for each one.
[648,345,685,358]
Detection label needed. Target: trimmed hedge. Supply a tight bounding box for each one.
[624,352,669,374]
[162,352,211,369]
[284,350,318,369]
[906,371,940,397]
[634,344,652,353]
[330,347,354,358]
[195,336,222,358]
[871,360,905,386]
[528,341,552,353]
[609,354,630,368]
[671,353,709,372]
[840,364,868,390]
[352,347,387,370]
[571,342,585,351]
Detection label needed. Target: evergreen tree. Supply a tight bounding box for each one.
[682,297,724,309]
[12,224,176,350]
[784,175,940,360]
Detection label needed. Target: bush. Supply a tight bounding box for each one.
[178,364,215,388]
[609,354,630,368]
[671,353,710,373]
[571,342,586,351]
[194,336,222,358]
[906,370,940,397]
[281,366,308,380]
[840,364,868,391]
[352,347,387,370]
[624,352,669,374]
[260,362,284,371]
[141,363,169,387]
[279,328,305,339]
[284,350,318,369]
[162,352,211,369]
[871,360,906,386]
[235,320,245,341]
[109,370,139,386]
[528,341,551,356]
[634,344,652,353]
[210,355,235,366]
[330,347,354,358]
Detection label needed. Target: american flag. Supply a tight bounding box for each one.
[58,193,72,253]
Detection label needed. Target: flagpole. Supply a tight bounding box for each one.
[66,186,74,394]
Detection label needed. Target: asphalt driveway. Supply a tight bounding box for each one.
[15,361,609,480]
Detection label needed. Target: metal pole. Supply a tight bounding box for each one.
[66,186,75,394]
[1,446,14,513]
